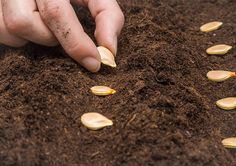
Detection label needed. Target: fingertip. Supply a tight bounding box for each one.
[80,56,101,72]
[95,30,118,56]
[71,44,101,72]
[77,41,102,72]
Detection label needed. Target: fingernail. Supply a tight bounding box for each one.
[81,57,100,72]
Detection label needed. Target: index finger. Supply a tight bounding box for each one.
[36,0,101,72]
[77,0,125,55]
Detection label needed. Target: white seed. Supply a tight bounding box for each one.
[207,70,236,82]
[222,137,236,148]
[206,44,232,55]
[91,86,116,96]
[216,97,236,110]
[97,46,117,68]
[200,21,223,32]
[81,112,113,130]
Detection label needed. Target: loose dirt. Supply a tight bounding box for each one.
[0,0,235,165]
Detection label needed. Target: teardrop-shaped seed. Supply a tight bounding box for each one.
[81,112,113,130]
[207,70,236,82]
[97,46,117,68]
[216,97,236,110]
[200,21,223,32]
[91,86,116,96]
[222,137,236,148]
[206,44,232,55]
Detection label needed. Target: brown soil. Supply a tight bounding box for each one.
[0,0,236,165]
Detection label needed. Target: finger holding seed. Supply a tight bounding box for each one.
[81,112,113,130]
[207,70,236,82]
[216,97,236,110]
[200,21,223,32]
[73,0,125,55]
[206,44,232,55]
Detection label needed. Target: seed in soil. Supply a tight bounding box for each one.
[206,44,232,55]
[97,46,117,67]
[207,70,236,82]
[200,21,223,32]
[81,112,113,130]
[216,97,236,110]
[91,86,116,96]
[222,138,236,148]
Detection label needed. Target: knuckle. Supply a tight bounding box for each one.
[5,14,32,34]
[0,24,28,47]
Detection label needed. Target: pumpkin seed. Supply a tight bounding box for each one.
[207,70,236,82]
[81,112,113,130]
[216,97,236,110]
[200,21,223,32]
[97,46,117,67]
[206,44,232,55]
[222,137,236,148]
[91,86,116,96]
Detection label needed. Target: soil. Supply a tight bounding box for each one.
[0,0,236,165]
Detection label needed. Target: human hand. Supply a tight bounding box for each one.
[0,0,125,72]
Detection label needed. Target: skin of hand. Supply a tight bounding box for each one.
[0,0,125,72]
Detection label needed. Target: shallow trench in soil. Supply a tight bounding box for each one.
[0,0,236,165]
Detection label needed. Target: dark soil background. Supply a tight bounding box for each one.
[0,0,236,165]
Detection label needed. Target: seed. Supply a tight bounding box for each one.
[222,137,236,148]
[207,70,236,82]
[91,86,116,96]
[216,97,236,110]
[81,112,113,130]
[206,44,232,55]
[97,46,117,68]
[200,21,223,32]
